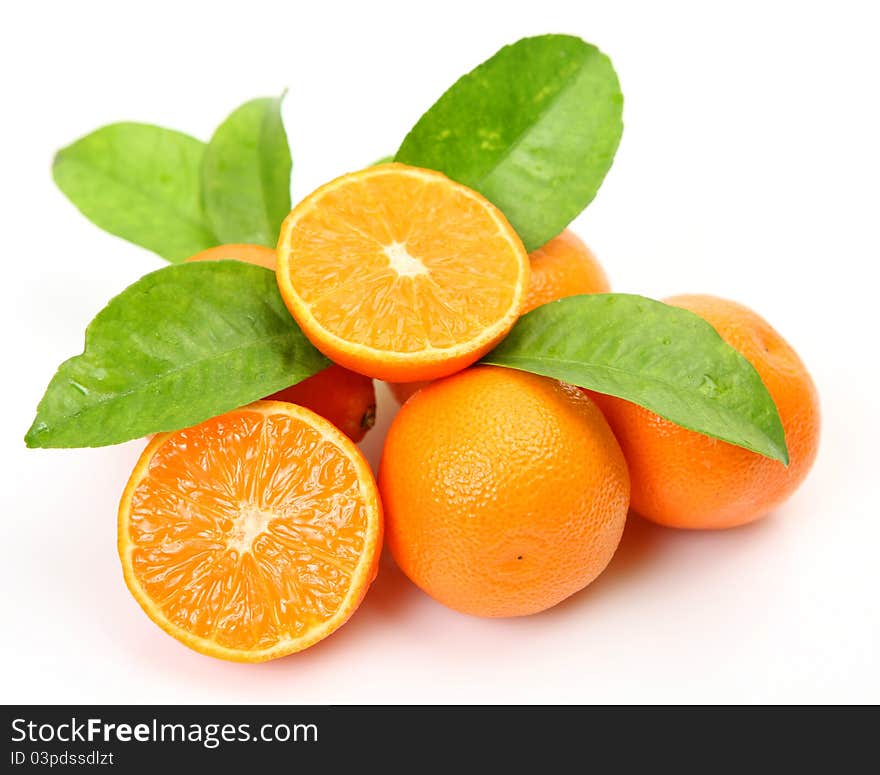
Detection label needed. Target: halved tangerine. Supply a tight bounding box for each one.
[276,163,530,382]
[118,401,383,662]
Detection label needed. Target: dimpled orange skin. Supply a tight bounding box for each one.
[386,379,431,405]
[591,294,820,530]
[388,230,609,405]
[185,243,277,270]
[522,229,610,314]
[379,366,630,618]
[268,365,376,443]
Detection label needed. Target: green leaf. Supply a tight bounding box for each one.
[396,34,623,251]
[25,262,329,448]
[202,96,292,246]
[53,123,218,262]
[482,294,789,463]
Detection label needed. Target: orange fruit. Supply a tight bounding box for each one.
[276,163,529,382]
[379,366,629,617]
[185,243,276,270]
[118,401,383,662]
[387,229,609,405]
[185,245,376,441]
[522,229,610,313]
[386,379,430,405]
[268,365,376,443]
[591,294,820,530]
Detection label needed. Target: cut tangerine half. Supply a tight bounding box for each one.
[118,401,383,662]
[276,163,530,382]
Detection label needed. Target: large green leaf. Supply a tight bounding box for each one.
[25,262,329,448]
[202,96,292,246]
[482,294,788,462]
[396,34,623,251]
[53,123,217,262]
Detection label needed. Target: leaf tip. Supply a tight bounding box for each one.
[774,439,791,467]
[757,420,789,465]
[23,420,46,449]
[50,148,67,183]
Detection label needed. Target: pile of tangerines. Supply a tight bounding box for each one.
[119,164,819,662]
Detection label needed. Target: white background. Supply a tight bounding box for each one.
[3,0,878,704]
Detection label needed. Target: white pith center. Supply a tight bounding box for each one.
[228,504,275,555]
[384,241,428,277]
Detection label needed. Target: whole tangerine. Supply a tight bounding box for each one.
[379,366,630,617]
[591,294,820,529]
